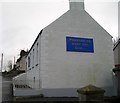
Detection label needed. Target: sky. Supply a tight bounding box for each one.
[0,0,119,71]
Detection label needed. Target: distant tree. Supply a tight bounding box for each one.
[7,60,12,71]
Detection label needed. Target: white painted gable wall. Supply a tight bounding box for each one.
[26,0,115,97]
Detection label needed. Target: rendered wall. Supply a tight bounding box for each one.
[40,9,114,96]
[26,35,41,89]
[26,1,115,97]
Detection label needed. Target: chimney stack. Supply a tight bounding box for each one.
[69,0,84,10]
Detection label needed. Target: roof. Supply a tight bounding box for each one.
[113,39,120,50]
[27,29,43,56]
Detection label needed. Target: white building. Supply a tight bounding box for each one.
[26,0,115,97]
[112,2,120,96]
[15,50,28,72]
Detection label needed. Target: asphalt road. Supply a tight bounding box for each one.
[2,76,13,102]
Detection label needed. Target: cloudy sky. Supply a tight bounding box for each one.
[0,0,119,70]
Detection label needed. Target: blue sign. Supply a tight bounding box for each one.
[66,36,94,53]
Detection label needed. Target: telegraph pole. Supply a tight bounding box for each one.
[1,53,3,73]
[14,56,15,65]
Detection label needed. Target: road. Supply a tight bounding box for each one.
[2,76,13,102]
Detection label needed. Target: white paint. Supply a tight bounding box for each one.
[26,0,115,97]
[13,73,27,85]
[26,34,41,89]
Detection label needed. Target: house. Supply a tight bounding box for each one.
[15,50,28,72]
[112,1,120,96]
[113,39,120,96]
[113,39,120,68]
[26,0,115,97]
[21,0,115,97]
[2,50,28,77]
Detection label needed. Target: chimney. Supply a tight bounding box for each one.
[69,0,84,10]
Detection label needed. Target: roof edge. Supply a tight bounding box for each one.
[27,29,43,56]
[113,39,120,50]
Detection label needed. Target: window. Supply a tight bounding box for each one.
[28,56,30,67]
[33,49,34,66]
[26,62,27,70]
[36,43,38,65]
